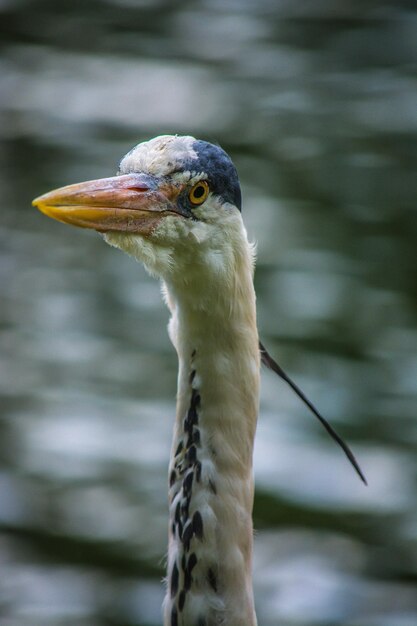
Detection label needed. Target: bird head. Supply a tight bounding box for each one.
[33,135,247,284]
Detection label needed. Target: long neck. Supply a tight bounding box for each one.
[162,243,260,626]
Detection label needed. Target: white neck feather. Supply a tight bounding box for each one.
[162,235,260,626]
[105,211,260,625]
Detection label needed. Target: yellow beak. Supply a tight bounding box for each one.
[32,173,180,234]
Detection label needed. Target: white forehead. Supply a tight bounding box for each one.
[119,135,198,176]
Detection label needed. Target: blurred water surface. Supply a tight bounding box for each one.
[1,1,417,625]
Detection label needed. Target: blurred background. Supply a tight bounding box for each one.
[1,1,417,624]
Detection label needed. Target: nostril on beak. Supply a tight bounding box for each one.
[127,184,150,192]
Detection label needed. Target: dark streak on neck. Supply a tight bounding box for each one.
[169,349,219,624]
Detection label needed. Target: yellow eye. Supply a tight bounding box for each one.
[188,180,209,205]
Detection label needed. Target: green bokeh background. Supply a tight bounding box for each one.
[1,1,416,624]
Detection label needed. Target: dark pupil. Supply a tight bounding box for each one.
[193,185,205,198]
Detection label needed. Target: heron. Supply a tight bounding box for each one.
[33,134,366,626]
